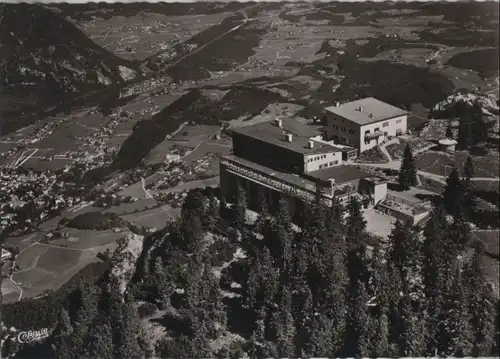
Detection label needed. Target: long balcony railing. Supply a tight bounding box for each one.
[365,131,383,140]
[221,158,326,203]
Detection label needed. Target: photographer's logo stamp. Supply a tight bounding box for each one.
[17,328,50,344]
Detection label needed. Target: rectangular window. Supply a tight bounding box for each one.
[365,130,371,135]
[382,122,389,127]
[374,127,380,132]
[396,119,402,124]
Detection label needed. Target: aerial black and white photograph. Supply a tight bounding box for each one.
[0,0,499,358]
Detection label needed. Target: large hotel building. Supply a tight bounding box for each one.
[324,97,409,153]
[219,98,409,218]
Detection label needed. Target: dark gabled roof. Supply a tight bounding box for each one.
[325,97,409,126]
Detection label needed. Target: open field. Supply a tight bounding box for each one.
[121,205,180,228]
[181,140,231,163]
[21,157,74,171]
[170,124,219,146]
[3,227,123,302]
[103,198,159,215]
[81,12,234,61]
[62,203,103,219]
[415,151,500,178]
[48,229,124,250]
[152,176,220,195]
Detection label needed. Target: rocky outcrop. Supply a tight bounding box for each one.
[431,92,499,118]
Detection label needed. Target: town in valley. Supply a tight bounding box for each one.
[0,2,499,358]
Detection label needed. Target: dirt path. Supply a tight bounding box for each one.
[141,177,154,199]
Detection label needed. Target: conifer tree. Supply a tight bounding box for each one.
[71,280,99,356]
[442,167,464,217]
[438,263,473,356]
[303,314,335,357]
[493,300,500,356]
[85,318,114,359]
[422,205,453,353]
[368,311,390,357]
[345,279,370,357]
[293,284,313,355]
[463,247,497,356]
[116,298,144,359]
[398,144,418,190]
[398,297,428,357]
[388,221,424,300]
[275,286,296,357]
[458,111,473,150]
[445,119,453,139]
[346,196,367,247]
[256,189,268,214]
[464,156,474,182]
[230,182,247,230]
[52,308,75,359]
[273,197,294,273]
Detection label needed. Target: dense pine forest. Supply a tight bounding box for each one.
[3,177,500,358]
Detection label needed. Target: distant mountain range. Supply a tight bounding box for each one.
[0,3,141,134]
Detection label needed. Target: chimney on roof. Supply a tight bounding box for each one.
[308,140,314,149]
[369,113,373,118]
[357,106,363,112]
[275,118,283,128]
[335,101,340,107]
[285,133,293,142]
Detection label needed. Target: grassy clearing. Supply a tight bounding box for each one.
[21,158,74,171]
[36,247,83,274]
[15,245,50,271]
[13,268,57,289]
[181,141,231,163]
[121,205,180,228]
[104,198,159,215]
[415,151,500,178]
[49,229,124,250]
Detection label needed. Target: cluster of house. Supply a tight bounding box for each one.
[220,97,429,225]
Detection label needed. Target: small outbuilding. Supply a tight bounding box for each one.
[438,138,457,153]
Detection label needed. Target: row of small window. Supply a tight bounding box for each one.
[307,154,327,163]
[332,125,355,134]
[318,160,339,170]
[334,119,402,131]
[332,136,355,145]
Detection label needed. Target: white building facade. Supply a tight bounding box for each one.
[324,97,409,153]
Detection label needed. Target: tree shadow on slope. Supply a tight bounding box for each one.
[113,86,288,170]
[323,60,454,109]
[446,48,499,79]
